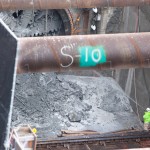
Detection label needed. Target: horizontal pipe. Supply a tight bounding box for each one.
[0,0,150,10]
[17,32,150,74]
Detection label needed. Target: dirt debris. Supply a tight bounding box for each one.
[12,73,142,138]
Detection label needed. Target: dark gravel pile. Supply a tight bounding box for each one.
[12,73,142,138]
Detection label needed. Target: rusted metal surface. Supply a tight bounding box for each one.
[57,9,73,35]
[60,130,99,137]
[64,9,90,35]
[36,131,150,150]
[70,9,90,35]
[17,32,150,74]
[0,0,150,10]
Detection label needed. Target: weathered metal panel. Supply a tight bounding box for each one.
[0,20,17,149]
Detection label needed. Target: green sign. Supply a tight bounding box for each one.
[78,46,107,67]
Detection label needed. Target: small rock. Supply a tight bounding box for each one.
[53,103,61,112]
[61,82,70,90]
[16,79,20,85]
[68,112,82,122]
[65,121,71,127]
[27,89,34,96]
[83,103,92,111]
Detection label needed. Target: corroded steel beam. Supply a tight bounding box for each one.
[0,0,150,10]
[17,32,150,74]
[37,131,150,150]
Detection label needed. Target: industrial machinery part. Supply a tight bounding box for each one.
[0,20,17,150]
[17,32,150,73]
[0,9,72,37]
[0,0,150,10]
[37,130,150,150]
[0,8,92,36]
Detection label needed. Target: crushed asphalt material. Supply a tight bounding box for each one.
[12,73,143,138]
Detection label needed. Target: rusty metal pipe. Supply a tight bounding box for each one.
[17,32,150,74]
[0,0,150,10]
